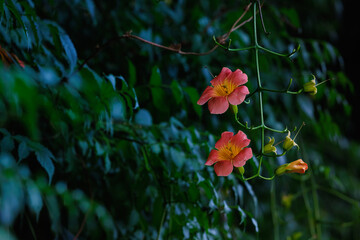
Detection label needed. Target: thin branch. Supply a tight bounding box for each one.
[257,0,270,35]
[77,3,253,72]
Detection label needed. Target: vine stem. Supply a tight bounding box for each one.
[254,1,265,176]
[243,1,267,181]
[157,206,167,240]
[271,181,280,240]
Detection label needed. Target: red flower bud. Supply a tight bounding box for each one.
[275,159,308,176]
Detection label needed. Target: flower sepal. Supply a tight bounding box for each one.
[230,104,238,116]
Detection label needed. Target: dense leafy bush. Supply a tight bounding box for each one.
[0,0,359,239]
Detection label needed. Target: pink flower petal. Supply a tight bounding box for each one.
[208,96,229,114]
[238,139,251,149]
[227,69,248,86]
[205,149,220,166]
[214,161,233,176]
[227,86,250,105]
[229,130,247,146]
[210,67,232,86]
[233,148,253,167]
[215,131,234,149]
[197,86,215,105]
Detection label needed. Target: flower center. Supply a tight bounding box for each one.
[218,143,241,161]
[213,80,236,96]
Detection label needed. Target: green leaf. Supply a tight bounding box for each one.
[26,181,43,220]
[0,228,16,240]
[244,181,258,215]
[85,0,96,22]
[104,154,111,173]
[188,183,200,202]
[149,66,166,111]
[184,87,202,117]
[140,147,151,171]
[60,34,78,74]
[251,217,259,233]
[135,109,152,126]
[20,0,40,47]
[170,80,183,104]
[0,135,14,152]
[280,8,300,29]
[18,141,30,161]
[6,1,29,45]
[47,23,62,56]
[237,206,246,225]
[29,143,55,184]
[110,96,127,121]
[0,0,5,19]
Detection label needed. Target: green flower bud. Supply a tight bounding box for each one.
[282,131,298,151]
[264,137,277,154]
[303,76,317,95]
[238,166,245,176]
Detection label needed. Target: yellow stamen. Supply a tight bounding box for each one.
[218,142,242,161]
[213,79,237,96]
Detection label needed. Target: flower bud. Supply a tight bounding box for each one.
[303,76,317,95]
[238,166,245,175]
[283,131,298,151]
[281,194,294,209]
[264,137,277,154]
[275,159,308,176]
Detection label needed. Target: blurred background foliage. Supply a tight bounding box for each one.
[0,0,359,239]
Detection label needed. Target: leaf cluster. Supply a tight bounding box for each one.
[0,0,359,240]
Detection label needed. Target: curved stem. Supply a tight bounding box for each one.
[259,174,275,180]
[213,36,255,52]
[257,43,300,58]
[257,0,270,35]
[261,86,303,95]
[234,114,263,131]
[264,125,288,133]
[244,174,259,181]
[262,151,287,158]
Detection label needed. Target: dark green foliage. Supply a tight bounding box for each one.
[0,0,359,239]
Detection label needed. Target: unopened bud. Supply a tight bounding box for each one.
[283,131,298,151]
[303,75,317,95]
[264,137,277,154]
[275,159,308,176]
